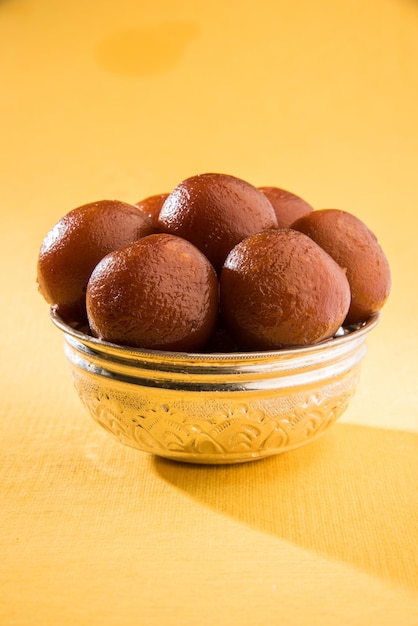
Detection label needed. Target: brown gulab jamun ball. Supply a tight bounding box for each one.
[258,186,314,228]
[291,209,391,325]
[37,200,154,323]
[86,234,219,352]
[157,173,278,273]
[220,229,351,350]
[135,193,169,228]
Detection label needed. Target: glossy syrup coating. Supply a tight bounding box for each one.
[37,200,155,322]
[86,234,219,352]
[135,193,169,228]
[157,173,278,273]
[258,186,314,228]
[220,229,351,350]
[291,209,391,324]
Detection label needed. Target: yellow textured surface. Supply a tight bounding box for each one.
[1,0,417,624]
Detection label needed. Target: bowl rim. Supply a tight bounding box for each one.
[50,307,381,363]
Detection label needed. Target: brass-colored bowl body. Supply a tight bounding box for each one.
[51,309,379,464]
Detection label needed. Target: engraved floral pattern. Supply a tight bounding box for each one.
[72,370,359,463]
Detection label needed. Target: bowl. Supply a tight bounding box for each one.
[51,309,380,464]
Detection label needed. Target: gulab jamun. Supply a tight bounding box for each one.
[135,193,169,228]
[86,233,219,352]
[291,209,391,324]
[258,186,314,228]
[220,228,351,350]
[157,173,278,273]
[37,200,155,322]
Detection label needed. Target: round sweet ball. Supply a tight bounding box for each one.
[220,229,351,350]
[37,200,154,322]
[135,193,169,228]
[258,186,314,228]
[291,209,391,325]
[86,233,219,352]
[157,173,278,273]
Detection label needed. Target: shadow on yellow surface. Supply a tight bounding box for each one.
[95,21,199,78]
[154,422,418,591]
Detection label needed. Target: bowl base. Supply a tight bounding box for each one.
[127,426,333,465]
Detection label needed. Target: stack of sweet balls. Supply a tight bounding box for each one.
[37,172,391,353]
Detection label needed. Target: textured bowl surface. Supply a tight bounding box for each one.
[51,310,379,464]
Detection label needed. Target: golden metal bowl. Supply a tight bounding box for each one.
[51,309,380,464]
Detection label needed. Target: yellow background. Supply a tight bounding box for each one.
[1,0,417,624]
